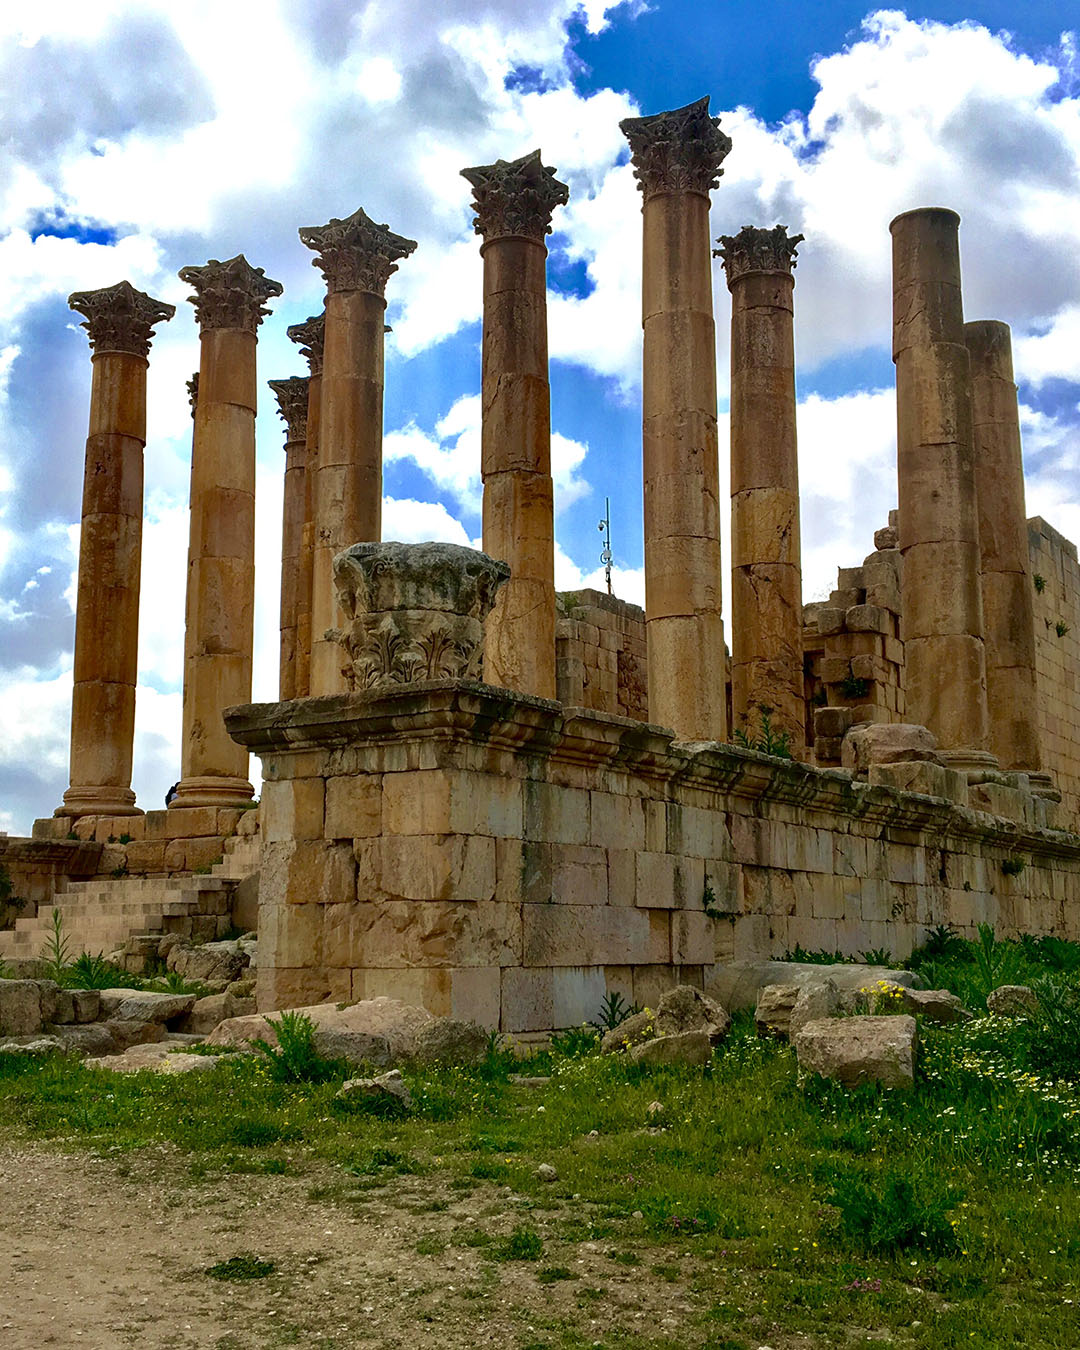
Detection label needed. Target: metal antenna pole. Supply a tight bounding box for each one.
[598,496,613,595]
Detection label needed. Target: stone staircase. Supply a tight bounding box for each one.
[0,831,261,963]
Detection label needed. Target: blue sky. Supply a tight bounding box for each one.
[1,1,1078,832]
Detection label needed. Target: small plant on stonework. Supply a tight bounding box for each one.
[838,673,870,700]
[593,991,639,1032]
[859,947,894,967]
[1056,619,1070,637]
[703,878,736,922]
[812,686,829,706]
[66,830,78,841]
[41,908,71,983]
[0,863,26,917]
[1033,572,1046,594]
[118,833,132,845]
[1002,856,1026,877]
[253,1009,339,1084]
[110,856,129,879]
[733,705,793,759]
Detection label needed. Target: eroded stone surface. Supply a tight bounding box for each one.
[794,1014,917,1090]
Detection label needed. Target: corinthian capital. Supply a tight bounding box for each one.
[268,376,310,442]
[619,96,732,204]
[286,312,326,376]
[186,372,199,418]
[461,149,569,245]
[715,224,803,285]
[178,255,283,332]
[299,207,417,296]
[68,280,175,358]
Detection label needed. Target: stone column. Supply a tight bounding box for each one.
[891,208,993,768]
[286,312,325,698]
[965,319,1043,773]
[620,97,731,741]
[460,150,567,698]
[718,225,805,748]
[269,377,309,701]
[299,209,416,695]
[171,255,282,810]
[56,282,175,818]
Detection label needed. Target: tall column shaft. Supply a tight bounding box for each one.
[300,209,416,696]
[622,98,731,741]
[720,226,804,747]
[462,150,566,700]
[891,208,992,765]
[287,313,325,699]
[965,319,1042,771]
[270,377,309,701]
[172,255,281,809]
[58,282,174,818]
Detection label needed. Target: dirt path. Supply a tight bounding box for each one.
[0,1143,719,1350]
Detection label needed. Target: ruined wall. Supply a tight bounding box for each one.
[229,682,1080,1033]
[29,806,251,879]
[1030,517,1080,821]
[555,589,648,722]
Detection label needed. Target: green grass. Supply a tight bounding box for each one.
[0,1005,1078,1347]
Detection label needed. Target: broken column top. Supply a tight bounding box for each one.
[461,148,569,245]
[67,279,175,358]
[299,206,417,296]
[715,224,803,285]
[178,254,283,332]
[286,311,326,375]
[186,372,199,418]
[619,96,732,203]
[268,376,310,442]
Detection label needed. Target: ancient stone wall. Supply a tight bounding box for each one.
[228,683,1080,1033]
[1030,517,1080,820]
[555,589,648,722]
[30,806,249,879]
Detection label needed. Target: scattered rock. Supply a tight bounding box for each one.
[167,941,249,987]
[987,984,1038,1017]
[98,989,196,1026]
[788,979,842,1039]
[311,1028,394,1067]
[70,989,101,1023]
[707,960,922,1013]
[509,1075,551,1089]
[841,721,941,776]
[754,984,801,1039]
[602,985,730,1055]
[0,1035,61,1056]
[226,977,256,999]
[84,1043,233,1074]
[103,1018,166,1051]
[645,1100,664,1117]
[411,1017,488,1066]
[900,988,970,1024]
[628,1030,712,1067]
[45,1024,118,1056]
[536,1163,558,1183]
[794,1015,917,1090]
[0,979,44,1037]
[180,992,257,1036]
[336,1068,413,1111]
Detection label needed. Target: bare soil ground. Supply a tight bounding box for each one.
[0,1143,747,1350]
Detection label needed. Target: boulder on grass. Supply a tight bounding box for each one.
[207,996,437,1065]
[707,960,922,1013]
[789,979,842,1039]
[755,984,801,1039]
[0,1035,62,1056]
[601,985,730,1055]
[794,1015,917,1090]
[900,988,969,1024]
[0,979,44,1037]
[336,1068,413,1111]
[411,1018,488,1066]
[628,1030,712,1067]
[180,992,257,1036]
[45,1024,118,1057]
[98,989,195,1026]
[167,941,248,987]
[102,1018,166,1052]
[987,984,1038,1017]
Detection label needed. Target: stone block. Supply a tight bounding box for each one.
[123,841,167,873]
[635,852,704,909]
[371,834,496,903]
[261,776,325,842]
[501,967,554,1033]
[816,608,845,636]
[524,781,590,845]
[869,761,968,802]
[665,804,733,859]
[589,793,646,851]
[324,774,382,841]
[522,904,667,967]
[631,964,681,1010]
[607,849,637,906]
[383,770,523,838]
[552,967,608,1029]
[550,844,608,906]
[322,898,520,968]
[256,964,334,1012]
[814,706,854,738]
[263,839,356,906]
[671,909,716,964]
[157,806,219,839]
[184,837,227,872]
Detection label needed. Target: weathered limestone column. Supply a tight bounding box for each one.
[460,150,567,698]
[620,98,731,740]
[965,319,1043,773]
[299,209,416,695]
[171,255,282,810]
[286,313,325,697]
[269,377,309,701]
[717,225,805,747]
[56,282,175,818]
[891,208,993,768]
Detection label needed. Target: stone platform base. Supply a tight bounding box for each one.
[226,680,1080,1034]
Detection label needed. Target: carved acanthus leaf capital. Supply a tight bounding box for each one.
[461,149,568,245]
[268,376,310,443]
[67,280,175,358]
[619,96,732,203]
[178,255,283,332]
[299,207,417,296]
[286,312,326,376]
[186,372,199,418]
[715,224,803,285]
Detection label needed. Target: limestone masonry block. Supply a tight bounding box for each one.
[373,834,496,903]
[549,844,609,906]
[635,851,705,909]
[383,769,523,838]
[523,903,669,967]
[261,776,325,842]
[263,839,356,906]
[324,774,382,841]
